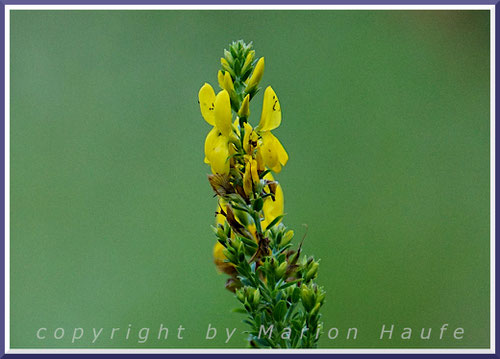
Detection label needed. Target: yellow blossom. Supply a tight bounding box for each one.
[199,83,233,174]
[261,172,284,229]
[243,155,260,197]
[256,86,288,173]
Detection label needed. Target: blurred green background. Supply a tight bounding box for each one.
[9,10,490,348]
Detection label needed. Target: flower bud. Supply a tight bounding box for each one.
[224,49,234,65]
[246,57,264,94]
[236,289,245,303]
[241,50,255,77]
[223,71,235,93]
[276,262,288,278]
[282,230,294,246]
[253,288,261,306]
[221,58,235,77]
[305,262,319,282]
[301,286,315,311]
[243,164,253,198]
[238,94,251,119]
[217,70,225,90]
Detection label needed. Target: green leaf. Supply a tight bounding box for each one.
[278,279,300,290]
[232,307,247,314]
[265,215,285,231]
[240,236,258,248]
[253,197,264,212]
[273,300,287,322]
[291,287,301,303]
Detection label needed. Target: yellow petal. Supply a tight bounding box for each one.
[258,86,281,132]
[272,132,288,166]
[263,172,274,181]
[206,132,230,175]
[243,164,253,198]
[223,71,235,92]
[204,127,220,163]
[260,132,281,173]
[216,198,227,225]
[250,159,259,184]
[262,182,284,229]
[214,90,232,137]
[198,83,216,126]
[238,94,250,119]
[255,147,265,171]
[243,122,253,154]
[217,70,225,90]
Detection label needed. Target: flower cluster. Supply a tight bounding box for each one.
[198,40,325,348]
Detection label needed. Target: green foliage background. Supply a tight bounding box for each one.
[9,10,490,348]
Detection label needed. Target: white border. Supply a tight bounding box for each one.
[3,4,496,355]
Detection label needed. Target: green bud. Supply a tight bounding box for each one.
[236,289,245,303]
[244,299,252,312]
[305,262,319,282]
[276,262,288,279]
[317,287,326,304]
[221,58,235,78]
[224,49,234,65]
[310,302,321,317]
[241,50,255,78]
[301,286,315,311]
[253,288,260,306]
[282,230,294,246]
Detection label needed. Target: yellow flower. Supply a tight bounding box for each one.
[199,83,233,174]
[199,83,216,126]
[243,155,259,197]
[261,172,284,229]
[256,86,288,173]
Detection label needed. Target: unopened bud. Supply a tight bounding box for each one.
[238,94,251,119]
[217,70,225,90]
[221,58,235,78]
[224,49,234,65]
[282,230,294,246]
[241,50,255,77]
[246,57,264,94]
[276,262,288,278]
[223,71,235,93]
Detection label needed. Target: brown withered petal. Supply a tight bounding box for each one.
[285,264,300,276]
[234,184,247,200]
[225,277,242,293]
[208,173,234,197]
[263,180,278,201]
